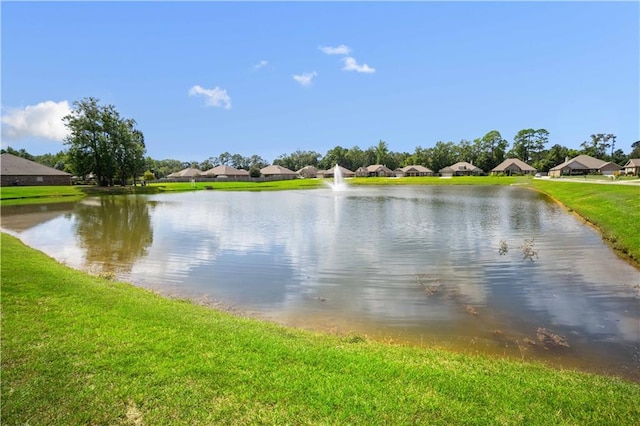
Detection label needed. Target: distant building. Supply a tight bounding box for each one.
[297,165,318,178]
[355,164,395,177]
[260,165,298,180]
[166,167,202,178]
[491,158,536,175]
[0,153,72,186]
[203,165,250,179]
[548,155,621,177]
[396,165,433,177]
[317,166,355,179]
[623,159,640,176]
[439,162,483,177]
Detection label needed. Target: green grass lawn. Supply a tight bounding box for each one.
[531,180,640,264]
[2,233,638,425]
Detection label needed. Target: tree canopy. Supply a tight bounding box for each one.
[63,97,146,186]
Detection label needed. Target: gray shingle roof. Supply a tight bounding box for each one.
[167,167,202,177]
[203,165,249,176]
[492,158,536,172]
[400,165,433,173]
[550,155,607,171]
[260,165,297,175]
[0,153,71,176]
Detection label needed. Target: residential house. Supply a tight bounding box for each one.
[356,164,395,177]
[491,158,536,175]
[260,165,298,180]
[396,165,434,177]
[623,159,640,176]
[0,153,72,186]
[548,155,621,177]
[203,165,250,180]
[166,167,203,179]
[297,165,318,178]
[317,166,355,179]
[439,161,483,177]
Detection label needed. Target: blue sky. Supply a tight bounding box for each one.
[2,1,638,163]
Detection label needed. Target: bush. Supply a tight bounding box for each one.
[249,166,261,178]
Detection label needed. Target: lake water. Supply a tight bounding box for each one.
[2,185,639,380]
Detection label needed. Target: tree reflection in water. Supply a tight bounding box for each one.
[73,196,154,274]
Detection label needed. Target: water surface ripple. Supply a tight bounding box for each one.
[2,186,638,380]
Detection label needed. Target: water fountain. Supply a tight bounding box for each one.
[329,164,347,191]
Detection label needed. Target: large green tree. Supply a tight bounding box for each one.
[629,141,640,159]
[473,130,508,172]
[511,128,549,165]
[274,150,321,171]
[580,133,614,159]
[320,145,349,170]
[63,97,146,186]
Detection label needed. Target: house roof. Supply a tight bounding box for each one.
[600,161,621,170]
[366,164,394,173]
[167,167,202,177]
[624,158,640,167]
[0,153,71,176]
[260,165,297,175]
[550,155,607,171]
[335,165,355,176]
[491,158,536,172]
[400,165,433,173]
[441,161,482,173]
[203,165,249,176]
[297,165,318,174]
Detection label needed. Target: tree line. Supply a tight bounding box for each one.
[3,97,639,185]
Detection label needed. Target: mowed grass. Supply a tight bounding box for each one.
[2,233,639,425]
[0,180,324,205]
[531,180,640,264]
[0,185,85,205]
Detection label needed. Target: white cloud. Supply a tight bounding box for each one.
[253,60,268,70]
[342,57,376,73]
[188,85,232,109]
[1,100,71,141]
[319,44,351,55]
[293,71,318,87]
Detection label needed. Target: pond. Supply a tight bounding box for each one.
[2,185,639,380]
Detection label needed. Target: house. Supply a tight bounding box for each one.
[548,155,621,177]
[356,164,395,177]
[623,159,640,176]
[166,167,203,179]
[203,165,250,179]
[491,158,536,175]
[0,153,72,186]
[439,161,483,177]
[260,164,298,180]
[396,165,433,177]
[297,165,318,178]
[317,166,355,179]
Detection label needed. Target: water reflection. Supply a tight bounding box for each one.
[73,197,154,274]
[1,186,638,380]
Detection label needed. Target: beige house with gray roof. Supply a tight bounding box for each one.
[623,159,640,176]
[166,167,203,179]
[203,165,249,178]
[549,155,621,177]
[260,165,298,180]
[1,153,72,186]
[439,161,483,177]
[355,164,395,177]
[491,158,536,175]
[396,165,433,177]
